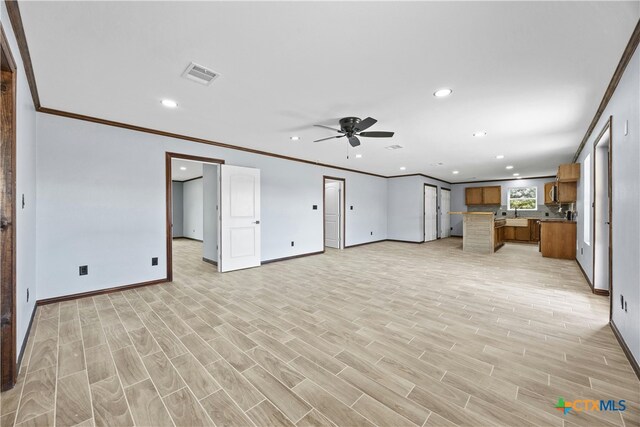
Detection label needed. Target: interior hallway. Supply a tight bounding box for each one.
[1,239,638,426]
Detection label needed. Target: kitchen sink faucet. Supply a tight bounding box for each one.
[514,208,518,218]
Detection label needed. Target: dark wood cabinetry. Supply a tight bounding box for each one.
[465,186,501,205]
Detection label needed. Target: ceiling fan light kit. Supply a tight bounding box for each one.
[313,116,394,147]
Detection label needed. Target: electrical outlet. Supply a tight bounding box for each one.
[291,241,294,247]
[350,206,353,210]
[79,265,88,276]
[370,231,373,235]
[501,212,507,216]
[545,212,549,217]
[312,205,318,210]
[152,257,158,266]
[26,288,29,302]
[580,247,583,255]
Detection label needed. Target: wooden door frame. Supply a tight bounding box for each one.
[591,117,613,317]
[323,176,346,250]
[165,152,225,281]
[440,187,451,238]
[1,24,17,391]
[423,184,438,242]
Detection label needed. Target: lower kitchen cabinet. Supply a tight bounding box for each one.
[540,221,576,259]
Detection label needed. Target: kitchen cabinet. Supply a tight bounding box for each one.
[515,227,530,241]
[465,186,501,205]
[557,163,580,182]
[544,182,556,205]
[482,186,502,205]
[557,182,577,203]
[530,219,540,242]
[494,223,505,252]
[540,221,576,259]
[503,226,515,240]
[465,187,484,205]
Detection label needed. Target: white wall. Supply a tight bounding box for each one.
[182,178,203,241]
[171,181,183,237]
[2,4,38,360]
[450,177,557,235]
[35,113,388,299]
[576,49,639,366]
[202,164,218,262]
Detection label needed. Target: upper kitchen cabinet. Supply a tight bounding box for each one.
[465,186,501,205]
[482,186,502,205]
[557,163,580,182]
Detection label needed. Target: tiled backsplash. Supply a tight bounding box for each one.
[467,204,573,219]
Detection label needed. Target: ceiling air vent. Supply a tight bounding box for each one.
[385,144,404,150]
[182,62,220,86]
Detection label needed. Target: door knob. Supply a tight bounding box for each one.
[253,220,260,224]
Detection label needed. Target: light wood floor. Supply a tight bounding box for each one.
[1,238,638,427]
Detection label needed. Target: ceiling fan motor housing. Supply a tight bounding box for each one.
[339,117,361,134]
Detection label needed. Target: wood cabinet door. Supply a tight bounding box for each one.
[465,187,483,205]
[558,182,577,203]
[515,227,530,241]
[557,163,580,182]
[530,220,540,242]
[544,182,556,204]
[482,186,501,205]
[503,226,515,240]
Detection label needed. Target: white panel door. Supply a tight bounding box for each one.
[441,189,451,238]
[424,186,438,242]
[324,182,341,248]
[220,165,261,272]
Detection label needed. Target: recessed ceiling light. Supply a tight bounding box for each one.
[400,166,406,171]
[473,131,487,137]
[355,154,362,158]
[180,166,187,171]
[290,136,300,141]
[506,165,514,170]
[452,170,459,174]
[161,99,178,108]
[516,177,522,180]
[513,173,520,176]
[496,155,504,159]
[434,88,453,98]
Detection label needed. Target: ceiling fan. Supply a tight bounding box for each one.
[313,117,394,147]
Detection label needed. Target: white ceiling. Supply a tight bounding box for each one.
[20,1,639,182]
[171,159,203,182]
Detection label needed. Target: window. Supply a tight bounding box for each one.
[583,154,591,245]
[508,187,537,210]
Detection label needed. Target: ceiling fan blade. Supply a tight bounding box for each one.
[348,136,361,147]
[354,117,377,132]
[314,135,344,142]
[314,124,343,133]
[358,131,394,138]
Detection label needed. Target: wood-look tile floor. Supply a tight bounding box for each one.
[2,238,639,427]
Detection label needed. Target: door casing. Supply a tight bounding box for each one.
[323,176,346,250]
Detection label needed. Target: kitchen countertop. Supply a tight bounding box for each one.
[449,212,494,215]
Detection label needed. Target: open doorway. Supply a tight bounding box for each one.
[593,118,613,309]
[440,188,451,238]
[424,184,438,242]
[323,176,345,249]
[166,153,224,280]
[1,25,17,391]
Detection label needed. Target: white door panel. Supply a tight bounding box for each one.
[220,165,260,272]
[424,186,437,242]
[441,189,451,238]
[324,181,341,248]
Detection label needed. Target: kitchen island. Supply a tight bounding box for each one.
[451,212,504,254]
